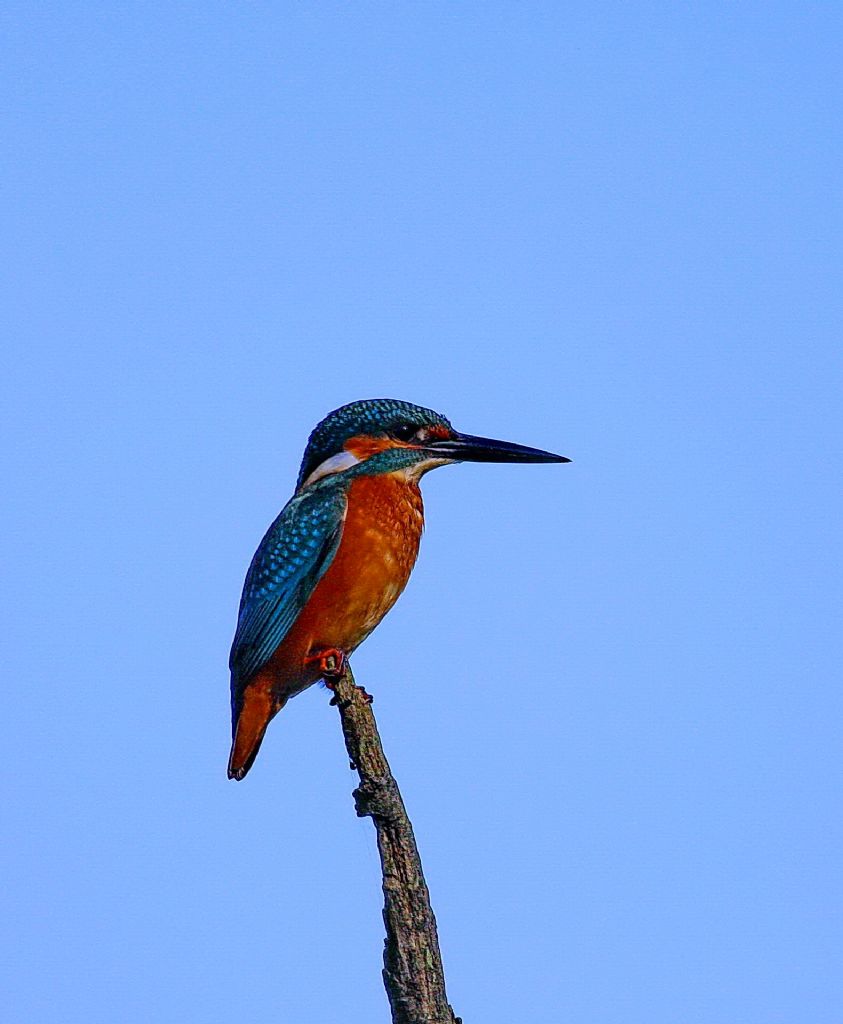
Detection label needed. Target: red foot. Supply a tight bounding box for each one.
[305,647,347,681]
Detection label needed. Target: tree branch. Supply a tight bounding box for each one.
[329,663,461,1024]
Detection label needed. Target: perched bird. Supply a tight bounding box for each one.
[228,398,569,780]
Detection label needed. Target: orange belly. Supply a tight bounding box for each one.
[255,472,424,700]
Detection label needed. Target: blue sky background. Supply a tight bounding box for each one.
[3,4,841,1022]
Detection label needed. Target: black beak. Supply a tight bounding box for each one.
[424,431,570,464]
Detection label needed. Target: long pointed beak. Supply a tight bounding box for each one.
[424,431,570,464]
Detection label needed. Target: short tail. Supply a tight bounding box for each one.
[228,684,284,781]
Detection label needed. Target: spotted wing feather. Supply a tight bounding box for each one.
[229,484,347,693]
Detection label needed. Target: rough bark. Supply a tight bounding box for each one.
[329,663,461,1024]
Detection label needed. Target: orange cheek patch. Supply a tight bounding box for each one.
[344,435,420,460]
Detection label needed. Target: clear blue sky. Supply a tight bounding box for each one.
[3,4,840,1022]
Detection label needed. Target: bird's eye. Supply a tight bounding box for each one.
[391,424,419,443]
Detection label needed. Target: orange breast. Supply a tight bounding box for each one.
[259,472,425,698]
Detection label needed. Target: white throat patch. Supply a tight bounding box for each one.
[301,450,360,489]
[399,455,457,481]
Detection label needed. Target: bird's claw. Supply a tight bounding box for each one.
[306,647,347,681]
[308,649,374,706]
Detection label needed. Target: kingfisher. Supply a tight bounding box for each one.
[227,398,569,780]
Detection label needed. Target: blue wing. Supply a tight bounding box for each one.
[229,482,347,694]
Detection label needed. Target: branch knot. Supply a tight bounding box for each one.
[353,776,402,820]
